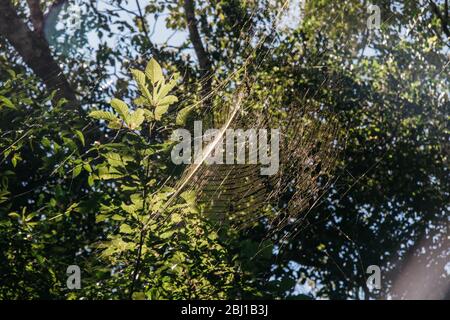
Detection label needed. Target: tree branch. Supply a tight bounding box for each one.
[428,0,450,38]
[183,0,211,73]
[135,0,150,41]
[0,0,78,107]
[183,0,212,108]
[26,0,44,35]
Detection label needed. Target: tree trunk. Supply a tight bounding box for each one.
[0,0,78,108]
[183,0,213,110]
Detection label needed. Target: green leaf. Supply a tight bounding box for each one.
[157,76,178,100]
[180,190,196,205]
[158,95,178,107]
[41,137,51,148]
[105,152,125,167]
[56,98,68,108]
[143,109,154,121]
[131,292,146,300]
[128,108,145,129]
[131,69,146,87]
[75,130,85,146]
[134,96,148,107]
[8,212,20,219]
[89,110,118,122]
[108,119,123,130]
[6,69,16,78]
[98,172,125,180]
[11,153,21,168]
[100,203,116,213]
[176,106,194,126]
[160,230,175,239]
[145,58,163,84]
[65,202,79,215]
[83,163,92,173]
[110,98,130,121]
[95,214,108,223]
[72,165,82,178]
[154,104,170,121]
[88,175,95,187]
[112,214,125,221]
[0,96,15,109]
[131,69,153,103]
[171,213,182,223]
[119,223,133,234]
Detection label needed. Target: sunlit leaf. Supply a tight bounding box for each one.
[145,58,163,84]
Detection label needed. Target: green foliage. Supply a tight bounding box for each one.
[0,59,103,299]
[1,0,448,300]
[77,59,245,299]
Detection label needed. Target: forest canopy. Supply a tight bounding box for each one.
[0,0,448,300]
